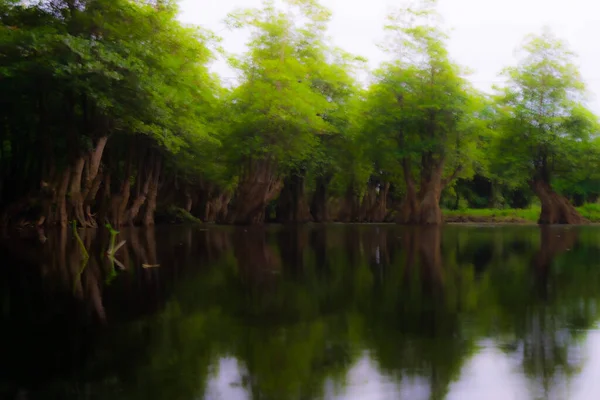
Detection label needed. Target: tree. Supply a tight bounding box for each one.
[222,0,341,224]
[362,0,482,225]
[0,0,219,227]
[492,30,599,224]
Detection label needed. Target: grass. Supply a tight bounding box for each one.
[444,203,600,223]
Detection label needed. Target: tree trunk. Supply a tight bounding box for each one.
[205,191,231,223]
[230,159,282,225]
[397,159,420,224]
[532,179,587,224]
[113,175,131,228]
[336,186,361,222]
[96,173,111,226]
[310,174,332,222]
[56,167,71,228]
[373,182,390,222]
[125,162,153,225]
[418,180,443,225]
[81,137,108,226]
[143,156,161,227]
[184,187,193,213]
[359,184,377,222]
[359,181,389,222]
[397,155,445,226]
[69,155,88,226]
[276,170,313,223]
[82,136,108,200]
[84,171,104,226]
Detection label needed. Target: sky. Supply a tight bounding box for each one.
[178,0,600,113]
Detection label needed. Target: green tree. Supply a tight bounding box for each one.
[492,30,600,224]
[0,0,218,227]
[222,0,347,224]
[363,0,483,225]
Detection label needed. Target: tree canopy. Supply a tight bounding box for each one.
[1,0,599,227]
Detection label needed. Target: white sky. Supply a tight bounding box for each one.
[178,0,600,113]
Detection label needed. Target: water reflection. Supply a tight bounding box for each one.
[2,224,600,399]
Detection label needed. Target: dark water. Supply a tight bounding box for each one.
[2,224,600,400]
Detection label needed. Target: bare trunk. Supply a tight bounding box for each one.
[84,171,103,226]
[310,175,331,222]
[418,179,443,225]
[360,181,389,222]
[230,159,282,225]
[110,146,134,227]
[398,156,444,226]
[69,155,87,226]
[113,178,130,227]
[82,136,108,200]
[184,188,193,213]
[397,159,420,224]
[359,184,377,222]
[374,182,390,222]
[125,162,153,225]
[143,157,161,227]
[276,171,313,223]
[205,191,231,223]
[532,179,587,224]
[96,173,111,225]
[336,186,361,222]
[56,167,71,228]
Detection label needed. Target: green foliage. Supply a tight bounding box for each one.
[490,30,600,188]
[0,0,219,206]
[2,0,600,223]
[361,0,487,197]
[444,205,600,223]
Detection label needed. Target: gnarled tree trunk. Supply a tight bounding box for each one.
[360,180,390,222]
[532,179,587,225]
[230,159,282,225]
[397,155,460,226]
[205,191,231,223]
[417,156,444,225]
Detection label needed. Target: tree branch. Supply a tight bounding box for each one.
[442,165,463,189]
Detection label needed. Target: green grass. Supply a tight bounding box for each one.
[444,204,600,223]
[578,203,600,221]
[444,208,539,223]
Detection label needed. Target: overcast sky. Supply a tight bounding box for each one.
[178,0,600,112]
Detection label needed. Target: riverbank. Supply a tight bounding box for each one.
[443,204,600,223]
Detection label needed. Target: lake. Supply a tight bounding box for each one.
[1,224,600,400]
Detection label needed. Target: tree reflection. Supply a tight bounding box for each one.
[2,225,600,399]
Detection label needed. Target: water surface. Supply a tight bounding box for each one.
[2,224,600,400]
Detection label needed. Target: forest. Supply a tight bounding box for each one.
[2,0,600,228]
